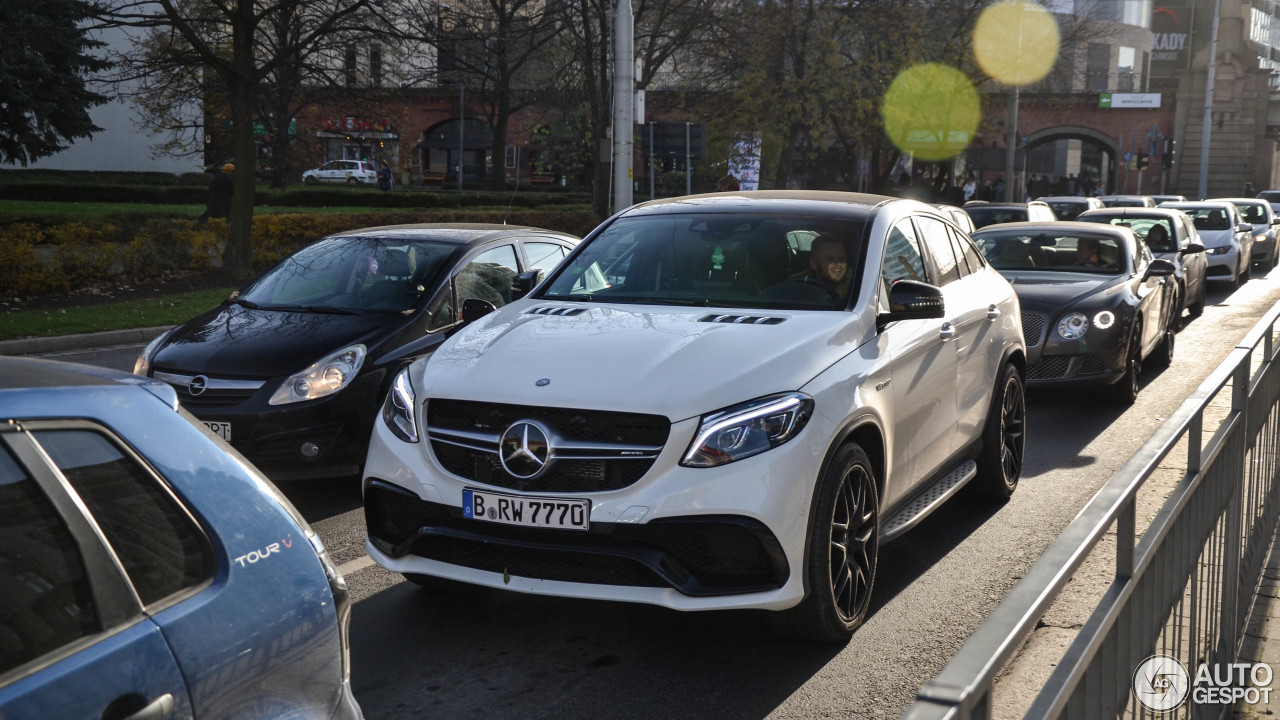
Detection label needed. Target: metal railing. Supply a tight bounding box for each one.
[899,301,1280,720]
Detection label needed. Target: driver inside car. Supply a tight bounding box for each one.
[762,234,851,305]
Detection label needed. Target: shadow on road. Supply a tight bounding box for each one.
[350,579,843,720]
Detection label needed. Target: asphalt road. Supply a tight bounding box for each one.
[45,269,1280,720]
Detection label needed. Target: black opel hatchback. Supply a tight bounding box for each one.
[134,224,578,480]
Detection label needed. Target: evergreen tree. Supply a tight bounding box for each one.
[0,0,110,165]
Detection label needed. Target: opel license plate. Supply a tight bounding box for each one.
[463,488,589,531]
[203,421,232,441]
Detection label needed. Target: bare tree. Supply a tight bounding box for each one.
[98,0,376,279]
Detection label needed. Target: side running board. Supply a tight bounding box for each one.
[880,460,977,543]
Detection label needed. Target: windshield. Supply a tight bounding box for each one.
[974,230,1126,274]
[1235,202,1268,223]
[965,207,1028,229]
[541,212,866,310]
[241,236,456,313]
[1174,207,1232,231]
[1046,201,1087,221]
[1078,215,1177,252]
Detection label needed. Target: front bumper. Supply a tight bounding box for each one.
[361,410,825,611]
[1205,247,1240,281]
[153,368,385,480]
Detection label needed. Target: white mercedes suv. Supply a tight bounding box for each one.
[363,191,1026,642]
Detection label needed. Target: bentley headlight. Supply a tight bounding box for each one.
[1093,310,1115,330]
[681,392,813,468]
[269,344,366,405]
[1058,312,1089,340]
[380,367,418,443]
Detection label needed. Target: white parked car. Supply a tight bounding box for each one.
[1162,201,1255,288]
[302,159,377,185]
[1216,197,1280,270]
[362,191,1027,642]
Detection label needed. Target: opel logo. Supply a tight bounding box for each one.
[188,375,209,396]
[499,421,553,479]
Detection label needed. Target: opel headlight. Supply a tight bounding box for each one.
[133,329,174,376]
[380,367,419,443]
[269,344,366,405]
[1058,312,1089,340]
[681,392,813,468]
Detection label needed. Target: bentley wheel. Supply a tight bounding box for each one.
[973,363,1025,500]
[770,443,878,643]
[1111,327,1142,404]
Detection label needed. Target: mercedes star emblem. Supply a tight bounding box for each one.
[499,421,552,479]
[188,375,209,396]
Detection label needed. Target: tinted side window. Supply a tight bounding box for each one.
[0,446,99,675]
[456,244,520,308]
[916,216,960,285]
[883,220,930,285]
[949,226,985,275]
[525,242,566,274]
[33,430,212,607]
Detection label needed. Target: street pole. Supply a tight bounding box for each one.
[612,0,634,210]
[459,49,465,191]
[649,122,655,200]
[1198,0,1222,200]
[685,122,691,196]
[1004,86,1018,201]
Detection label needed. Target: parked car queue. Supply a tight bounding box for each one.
[6,187,1273,716]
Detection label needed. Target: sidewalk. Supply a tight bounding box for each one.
[0,325,172,356]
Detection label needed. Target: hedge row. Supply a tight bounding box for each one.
[0,209,601,297]
[0,182,590,209]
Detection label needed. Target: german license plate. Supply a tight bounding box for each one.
[203,421,232,441]
[462,488,589,531]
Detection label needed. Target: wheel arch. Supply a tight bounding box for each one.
[796,414,886,599]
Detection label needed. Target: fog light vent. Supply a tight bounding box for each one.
[300,442,320,458]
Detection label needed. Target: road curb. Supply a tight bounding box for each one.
[0,326,174,357]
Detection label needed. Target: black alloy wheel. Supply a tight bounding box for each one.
[771,443,878,643]
[1111,326,1142,404]
[1189,281,1206,317]
[974,363,1026,499]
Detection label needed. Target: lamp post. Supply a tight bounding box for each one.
[459,47,465,191]
[1197,0,1222,200]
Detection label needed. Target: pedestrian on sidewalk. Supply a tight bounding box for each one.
[196,164,234,226]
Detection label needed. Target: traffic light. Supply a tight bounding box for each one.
[1137,151,1149,170]
[1162,138,1175,169]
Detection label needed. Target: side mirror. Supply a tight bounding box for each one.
[1145,258,1177,278]
[878,280,945,329]
[1181,243,1205,255]
[1239,223,1254,234]
[511,269,545,300]
[461,298,497,324]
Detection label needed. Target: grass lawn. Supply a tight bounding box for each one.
[1,288,235,341]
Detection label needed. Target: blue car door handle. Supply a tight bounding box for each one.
[113,694,175,720]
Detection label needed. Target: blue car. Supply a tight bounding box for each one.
[0,357,361,719]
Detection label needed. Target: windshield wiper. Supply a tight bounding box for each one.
[229,297,261,309]
[642,298,712,307]
[263,304,362,315]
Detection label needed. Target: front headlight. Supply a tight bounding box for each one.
[1058,312,1089,340]
[1208,245,1231,255]
[380,368,418,443]
[681,392,813,468]
[268,344,366,405]
[132,329,173,376]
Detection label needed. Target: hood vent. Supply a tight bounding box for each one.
[699,314,786,325]
[525,306,588,317]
